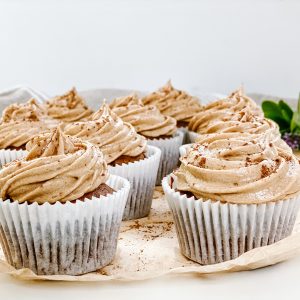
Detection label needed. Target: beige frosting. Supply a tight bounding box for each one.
[46,88,93,122]
[142,81,201,123]
[0,99,55,148]
[1,99,46,123]
[0,121,48,149]
[64,103,147,164]
[189,88,263,133]
[110,94,177,138]
[0,126,108,204]
[175,131,300,204]
[193,110,291,153]
[1,98,58,129]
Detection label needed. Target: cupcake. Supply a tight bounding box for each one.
[142,81,201,142]
[163,130,300,264]
[110,94,183,184]
[188,88,263,142]
[1,98,58,129]
[45,88,93,123]
[0,99,52,167]
[0,126,130,275]
[64,103,161,220]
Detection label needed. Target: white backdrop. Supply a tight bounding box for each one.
[0,0,299,98]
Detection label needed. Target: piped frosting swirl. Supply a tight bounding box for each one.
[1,99,46,123]
[174,131,300,204]
[1,98,58,130]
[193,109,291,153]
[142,81,201,124]
[0,126,108,203]
[46,88,93,122]
[110,94,177,138]
[188,88,263,133]
[64,103,147,164]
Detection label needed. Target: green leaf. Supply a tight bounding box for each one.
[262,100,282,119]
[278,100,293,123]
[262,100,290,132]
[291,111,300,133]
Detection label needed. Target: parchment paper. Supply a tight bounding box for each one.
[0,87,299,281]
[0,187,299,282]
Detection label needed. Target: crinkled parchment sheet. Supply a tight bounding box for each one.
[0,187,300,282]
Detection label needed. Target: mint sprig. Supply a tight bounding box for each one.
[262,94,300,134]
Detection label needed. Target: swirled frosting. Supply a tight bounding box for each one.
[142,81,201,124]
[0,99,54,148]
[45,88,93,122]
[1,99,45,123]
[110,94,177,138]
[0,126,108,204]
[64,103,147,164]
[0,121,48,149]
[192,110,291,153]
[174,131,300,204]
[189,88,263,133]
[1,98,58,129]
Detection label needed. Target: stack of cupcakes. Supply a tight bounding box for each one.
[109,93,183,184]
[165,88,300,264]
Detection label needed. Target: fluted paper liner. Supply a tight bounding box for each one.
[0,145,161,221]
[0,175,130,275]
[188,130,200,143]
[163,175,300,264]
[109,145,161,220]
[178,127,190,144]
[0,186,300,281]
[147,131,184,185]
[0,149,27,168]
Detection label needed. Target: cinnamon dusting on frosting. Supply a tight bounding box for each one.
[174,131,300,204]
[142,81,201,123]
[0,126,108,204]
[46,88,93,122]
[64,103,147,164]
[110,93,177,138]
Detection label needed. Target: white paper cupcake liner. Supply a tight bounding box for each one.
[178,127,190,144]
[0,149,27,168]
[0,175,130,275]
[162,175,300,265]
[109,145,161,221]
[187,130,200,143]
[179,144,193,157]
[147,131,184,185]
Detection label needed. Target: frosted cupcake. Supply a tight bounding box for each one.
[45,88,93,123]
[110,94,183,184]
[188,88,263,142]
[142,81,201,143]
[0,99,52,167]
[163,130,300,264]
[64,103,161,220]
[0,126,130,275]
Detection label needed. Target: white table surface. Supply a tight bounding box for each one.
[0,255,299,300]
